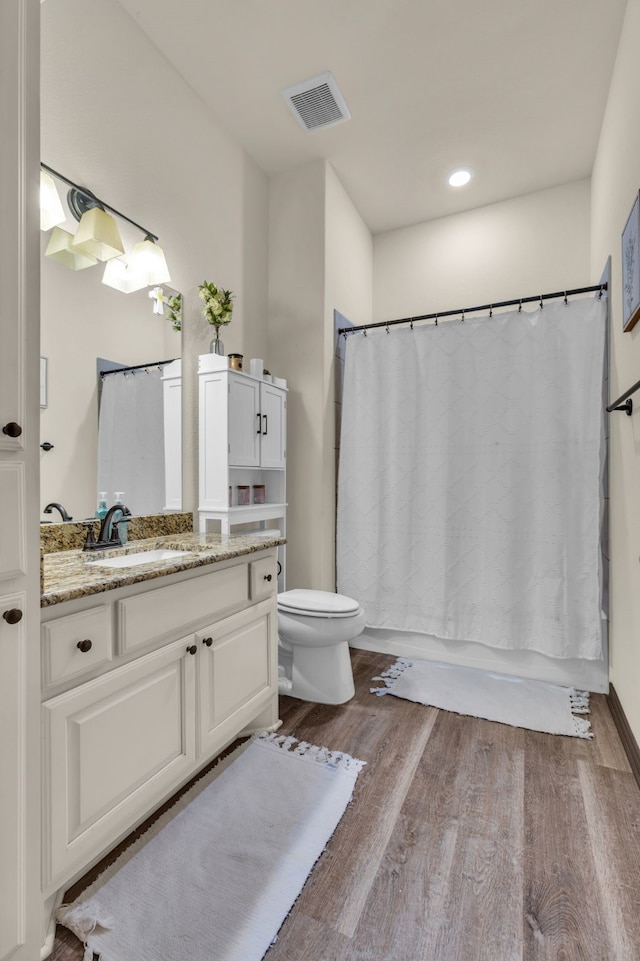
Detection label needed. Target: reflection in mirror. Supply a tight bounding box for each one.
[40,206,182,521]
[97,355,181,516]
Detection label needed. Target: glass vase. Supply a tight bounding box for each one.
[210,331,225,355]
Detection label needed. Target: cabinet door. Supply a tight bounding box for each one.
[259,383,286,468]
[197,598,277,759]
[229,375,260,466]
[42,636,197,891]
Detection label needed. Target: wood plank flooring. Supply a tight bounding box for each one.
[50,649,640,961]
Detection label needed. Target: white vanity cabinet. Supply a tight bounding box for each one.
[40,551,279,900]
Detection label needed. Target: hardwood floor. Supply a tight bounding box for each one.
[50,649,640,961]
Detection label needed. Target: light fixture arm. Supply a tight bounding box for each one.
[40,163,159,243]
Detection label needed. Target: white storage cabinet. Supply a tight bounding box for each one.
[198,355,287,588]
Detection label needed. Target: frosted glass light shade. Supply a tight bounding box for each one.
[102,258,147,293]
[71,206,124,261]
[45,227,98,270]
[40,172,66,231]
[130,238,171,285]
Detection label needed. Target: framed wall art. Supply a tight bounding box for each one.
[622,191,640,332]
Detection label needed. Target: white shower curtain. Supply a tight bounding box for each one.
[98,366,166,516]
[337,297,606,660]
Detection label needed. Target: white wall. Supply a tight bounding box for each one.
[373,179,591,323]
[40,0,269,519]
[268,160,372,591]
[591,0,640,742]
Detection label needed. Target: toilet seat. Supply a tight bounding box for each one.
[277,589,361,619]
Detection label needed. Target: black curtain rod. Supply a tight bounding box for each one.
[606,376,640,416]
[41,162,159,243]
[338,284,608,335]
[101,358,177,378]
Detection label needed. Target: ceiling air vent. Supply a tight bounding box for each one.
[282,71,351,132]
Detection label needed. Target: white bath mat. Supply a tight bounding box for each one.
[57,733,365,961]
[372,657,592,738]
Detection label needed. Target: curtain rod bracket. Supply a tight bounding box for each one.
[611,398,633,416]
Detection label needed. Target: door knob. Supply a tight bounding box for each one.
[76,639,92,653]
[202,636,213,647]
[264,574,272,582]
[2,422,22,438]
[186,644,198,655]
[2,608,23,625]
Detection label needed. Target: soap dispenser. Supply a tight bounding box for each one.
[112,492,129,544]
[95,492,108,520]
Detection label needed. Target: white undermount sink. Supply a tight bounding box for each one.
[89,549,193,569]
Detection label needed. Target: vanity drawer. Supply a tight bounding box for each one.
[250,557,278,601]
[117,564,249,655]
[42,605,112,689]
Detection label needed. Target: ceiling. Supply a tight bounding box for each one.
[116,0,628,234]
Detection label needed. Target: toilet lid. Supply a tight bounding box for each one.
[277,589,361,618]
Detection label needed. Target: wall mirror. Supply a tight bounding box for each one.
[40,206,182,523]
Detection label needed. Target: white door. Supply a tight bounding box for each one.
[259,384,286,469]
[0,2,40,960]
[228,374,260,466]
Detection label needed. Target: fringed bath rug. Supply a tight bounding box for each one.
[372,657,592,738]
[57,733,365,961]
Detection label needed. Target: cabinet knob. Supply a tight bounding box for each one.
[202,636,213,647]
[2,608,22,625]
[186,644,198,655]
[264,574,273,582]
[76,639,92,653]
[2,422,22,438]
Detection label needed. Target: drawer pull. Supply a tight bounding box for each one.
[264,574,273,582]
[2,608,22,625]
[76,639,93,653]
[2,421,22,438]
[202,636,213,647]
[186,644,198,655]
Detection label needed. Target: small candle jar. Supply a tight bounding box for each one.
[228,353,243,370]
[237,485,250,506]
[252,484,266,504]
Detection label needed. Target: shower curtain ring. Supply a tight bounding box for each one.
[564,291,568,306]
[435,314,438,326]
[539,295,544,309]
[489,304,493,317]
[386,323,390,334]
[363,326,367,336]
[599,286,604,299]
[461,311,465,322]
[410,319,414,330]
[518,300,522,313]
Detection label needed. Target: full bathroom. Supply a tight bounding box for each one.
[4,0,640,959]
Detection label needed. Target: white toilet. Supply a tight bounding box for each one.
[277,589,366,704]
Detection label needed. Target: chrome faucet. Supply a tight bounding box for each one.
[82,504,131,551]
[43,502,72,522]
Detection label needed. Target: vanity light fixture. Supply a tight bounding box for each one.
[129,235,171,285]
[44,226,98,270]
[71,205,124,262]
[102,257,147,293]
[39,171,65,231]
[448,169,473,187]
[40,163,170,283]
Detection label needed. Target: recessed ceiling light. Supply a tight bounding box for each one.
[448,169,472,187]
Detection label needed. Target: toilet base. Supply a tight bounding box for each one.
[285,641,355,704]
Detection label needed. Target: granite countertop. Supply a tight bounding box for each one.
[42,531,286,608]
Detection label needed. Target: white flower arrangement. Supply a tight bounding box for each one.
[198,280,234,330]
